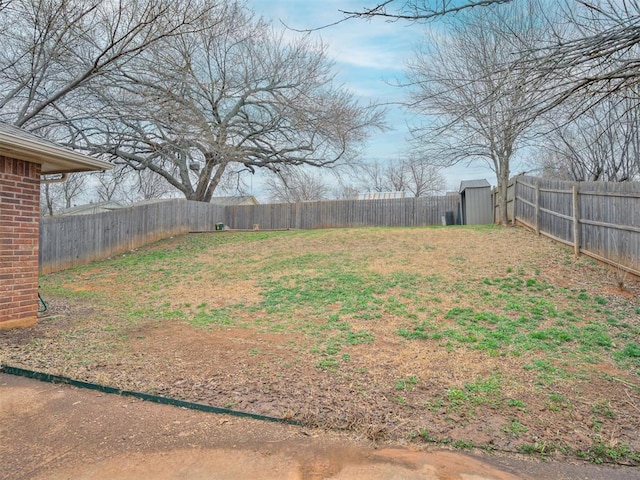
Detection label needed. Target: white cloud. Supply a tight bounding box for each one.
[246,1,430,171]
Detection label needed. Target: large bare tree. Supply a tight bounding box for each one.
[405,1,552,224]
[0,0,210,132]
[72,3,384,202]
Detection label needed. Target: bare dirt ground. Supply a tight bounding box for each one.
[2,372,637,480]
[1,226,640,472]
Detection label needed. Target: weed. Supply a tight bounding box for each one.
[547,392,572,411]
[452,439,475,449]
[594,296,608,306]
[424,398,445,411]
[518,443,556,456]
[397,322,430,340]
[345,330,375,345]
[578,440,638,464]
[190,308,234,327]
[503,420,529,434]
[616,342,640,361]
[316,357,339,371]
[507,398,526,409]
[395,375,419,391]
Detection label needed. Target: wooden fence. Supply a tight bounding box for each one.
[497,175,640,276]
[225,196,460,230]
[39,200,225,273]
[40,195,460,273]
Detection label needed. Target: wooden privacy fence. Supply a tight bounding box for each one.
[225,196,460,230]
[501,175,640,276]
[40,195,460,273]
[39,200,225,273]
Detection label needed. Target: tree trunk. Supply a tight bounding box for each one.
[498,160,510,226]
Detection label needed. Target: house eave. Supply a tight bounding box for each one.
[0,129,112,174]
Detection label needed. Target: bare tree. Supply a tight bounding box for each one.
[337,0,512,21]
[134,168,179,201]
[331,183,360,199]
[41,183,62,216]
[405,0,552,224]
[539,93,640,181]
[349,157,445,196]
[40,173,88,215]
[94,166,130,203]
[402,156,446,196]
[527,1,640,114]
[0,0,211,132]
[351,160,390,193]
[264,167,329,203]
[341,1,640,113]
[73,3,384,202]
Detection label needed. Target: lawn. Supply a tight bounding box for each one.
[2,225,640,463]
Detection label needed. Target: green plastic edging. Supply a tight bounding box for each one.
[0,364,301,426]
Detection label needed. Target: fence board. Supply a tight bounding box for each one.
[501,175,640,276]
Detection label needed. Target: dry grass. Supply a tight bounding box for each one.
[2,225,640,463]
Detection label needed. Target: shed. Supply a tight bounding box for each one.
[459,179,493,225]
[0,123,111,329]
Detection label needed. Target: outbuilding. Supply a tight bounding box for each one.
[0,123,111,329]
[459,179,493,225]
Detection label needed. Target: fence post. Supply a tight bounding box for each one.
[512,176,518,225]
[535,180,540,236]
[572,183,581,257]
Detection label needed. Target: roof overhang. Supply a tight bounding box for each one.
[0,125,112,174]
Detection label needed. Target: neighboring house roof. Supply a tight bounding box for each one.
[131,198,182,207]
[210,196,259,206]
[59,201,125,216]
[355,191,406,200]
[0,122,112,174]
[459,179,491,192]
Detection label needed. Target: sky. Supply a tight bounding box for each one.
[246,0,501,194]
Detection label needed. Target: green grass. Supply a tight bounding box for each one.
[503,420,529,434]
[395,375,419,391]
[32,227,640,462]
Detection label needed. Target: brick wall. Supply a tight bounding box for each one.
[0,156,41,329]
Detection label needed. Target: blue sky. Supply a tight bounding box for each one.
[246,0,499,193]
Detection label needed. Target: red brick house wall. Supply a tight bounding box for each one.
[0,156,41,329]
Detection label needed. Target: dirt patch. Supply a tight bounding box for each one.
[4,373,639,480]
[1,226,639,465]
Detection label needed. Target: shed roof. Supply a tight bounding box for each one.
[459,179,491,192]
[0,123,112,174]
